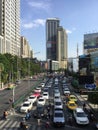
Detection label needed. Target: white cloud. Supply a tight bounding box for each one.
[66,29,72,34]
[22,19,45,29]
[28,0,51,12]
[66,28,76,34]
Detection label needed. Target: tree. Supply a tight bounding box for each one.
[0,63,4,88]
[88,87,98,104]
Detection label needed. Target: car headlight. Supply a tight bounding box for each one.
[77,119,81,123]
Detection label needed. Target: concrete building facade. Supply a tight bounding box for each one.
[0,0,20,55]
[21,36,31,58]
[57,26,68,69]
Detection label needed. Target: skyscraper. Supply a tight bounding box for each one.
[46,18,60,60]
[57,26,68,69]
[0,0,20,56]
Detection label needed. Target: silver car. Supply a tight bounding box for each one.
[53,110,65,127]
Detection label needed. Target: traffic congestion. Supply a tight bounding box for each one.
[5,74,96,130]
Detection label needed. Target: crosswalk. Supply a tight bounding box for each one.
[0,118,43,130]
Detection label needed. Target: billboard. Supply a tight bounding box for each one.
[84,33,98,49]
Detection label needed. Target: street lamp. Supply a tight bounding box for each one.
[0,63,4,89]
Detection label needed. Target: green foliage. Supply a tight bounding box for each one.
[71,79,79,89]
[88,89,98,104]
[0,53,41,83]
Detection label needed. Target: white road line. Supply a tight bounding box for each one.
[8,121,19,130]
[2,120,13,130]
[0,120,10,129]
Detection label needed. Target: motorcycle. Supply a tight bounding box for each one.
[19,121,29,130]
[95,122,98,129]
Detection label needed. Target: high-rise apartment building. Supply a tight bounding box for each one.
[21,36,31,58]
[0,0,20,55]
[46,18,60,60]
[57,26,68,69]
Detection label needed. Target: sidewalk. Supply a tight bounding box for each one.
[0,84,8,91]
[81,95,98,120]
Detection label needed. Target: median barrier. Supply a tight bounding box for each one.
[13,79,43,108]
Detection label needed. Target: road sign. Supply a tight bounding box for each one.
[85,84,96,90]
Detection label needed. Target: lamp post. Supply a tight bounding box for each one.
[12,63,15,104]
[0,63,4,89]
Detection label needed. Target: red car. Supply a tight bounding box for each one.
[32,92,40,98]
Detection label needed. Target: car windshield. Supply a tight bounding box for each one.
[37,107,44,112]
[77,112,86,117]
[29,96,35,99]
[39,99,44,102]
[55,112,63,117]
[69,103,75,106]
[55,102,61,105]
[23,103,30,107]
[70,96,76,99]
[43,94,47,96]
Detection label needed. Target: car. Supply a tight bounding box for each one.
[54,96,61,102]
[54,91,60,97]
[68,95,77,103]
[34,87,41,93]
[37,97,46,106]
[33,106,45,118]
[54,100,63,109]
[53,110,65,127]
[42,92,49,100]
[43,87,49,92]
[67,101,77,111]
[63,89,70,96]
[27,95,37,104]
[40,82,45,87]
[73,107,89,125]
[47,83,52,88]
[32,92,41,98]
[20,101,32,113]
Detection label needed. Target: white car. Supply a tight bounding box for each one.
[54,100,63,109]
[53,110,65,127]
[54,96,61,102]
[28,95,37,104]
[20,101,32,113]
[37,97,46,106]
[64,90,70,96]
[73,107,89,125]
[54,91,60,97]
[34,87,41,93]
[42,92,49,100]
[40,82,45,87]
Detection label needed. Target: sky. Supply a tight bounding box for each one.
[20,0,98,60]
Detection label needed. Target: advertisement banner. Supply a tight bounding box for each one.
[84,33,98,49]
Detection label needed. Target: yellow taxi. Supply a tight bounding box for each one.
[68,95,77,103]
[67,100,77,111]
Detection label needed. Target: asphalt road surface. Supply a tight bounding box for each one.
[0,78,42,116]
[0,77,97,130]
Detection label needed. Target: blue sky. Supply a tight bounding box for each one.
[21,0,98,60]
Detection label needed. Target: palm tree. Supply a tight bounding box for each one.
[0,63,4,88]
